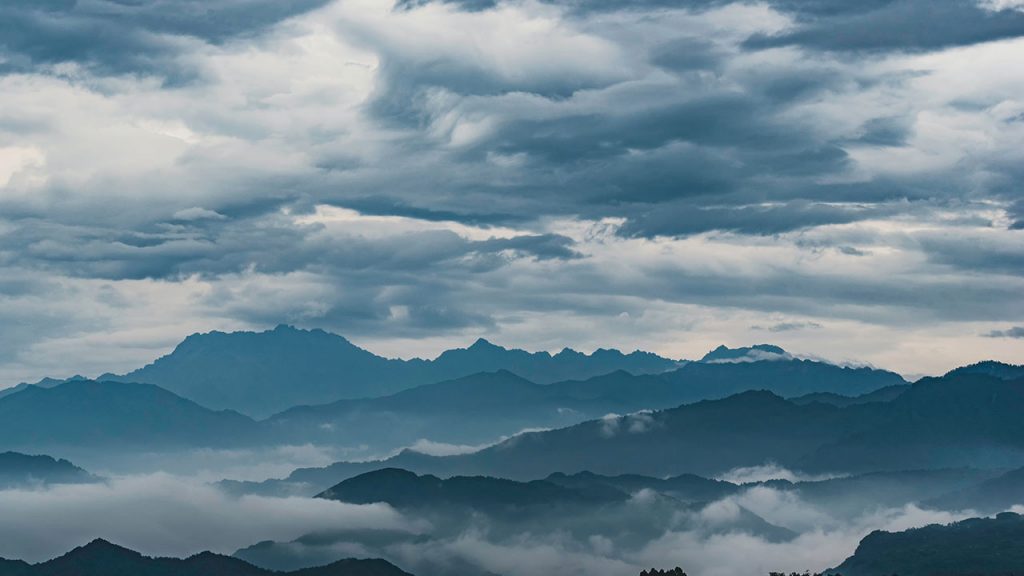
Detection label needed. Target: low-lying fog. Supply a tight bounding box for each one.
[0,462,992,576]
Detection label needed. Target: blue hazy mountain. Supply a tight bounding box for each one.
[241,468,794,576]
[825,512,1024,576]
[0,452,97,488]
[699,344,787,362]
[0,375,88,400]
[0,380,263,452]
[264,348,905,451]
[663,353,906,401]
[316,467,628,510]
[788,384,910,407]
[0,539,411,576]
[924,465,1024,514]
[244,372,1024,484]
[100,325,682,417]
[945,360,1024,381]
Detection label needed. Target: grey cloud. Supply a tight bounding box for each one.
[985,326,1024,338]
[752,322,824,333]
[745,0,1024,52]
[0,0,331,80]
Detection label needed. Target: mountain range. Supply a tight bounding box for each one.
[0,334,909,456]
[230,369,1024,488]
[0,380,263,452]
[0,539,411,576]
[0,452,97,488]
[97,325,682,417]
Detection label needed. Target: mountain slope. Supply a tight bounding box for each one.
[662,357,906,401]
[317,467,627,510]
[0,380,263,451]
[245,372,1024,486]
[826,512,1024,576]
[925,465,1024,514]
[102,325,680,417]
[0,539,411,576]
[0,452,97,488]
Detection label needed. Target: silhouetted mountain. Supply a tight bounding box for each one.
[0,452,97,488]
[266,370,687,450]
[826,512,1024,576]
[239,469,794,576]
[0,375,87,400]
[0,380,263,451]
[264,354,906,453]
[0,539,411,576]
[101,325,680,417]
[317,468,627,511]
[700,344,787,362]
[662,356,906,401]
[925,466,1024,514]
[946,360,1024,381]
[249,372,1024,484]
[789,385,910,407]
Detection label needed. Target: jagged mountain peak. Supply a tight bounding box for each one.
[700,344,788,363]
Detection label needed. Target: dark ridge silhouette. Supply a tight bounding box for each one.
[0,539,412,576]
[0,452,97,488]
[925,465,1024,514]
[98,325,681,417]
[945,360,1024,381]
[825,512,1024,576]
[241,372,1024,485]
[789,384,910,407]
[700,344,786,362]
[316,467,628,510]
[0,380,263,451]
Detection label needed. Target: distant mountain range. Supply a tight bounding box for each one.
[0,452,97,488]
[231,370,1024,486]
[0,339,912,455]
[12,326,913,419]
[826,512,1024,576]
[0,380,263,452]
[97,325,683,417]
[0,539,411,576]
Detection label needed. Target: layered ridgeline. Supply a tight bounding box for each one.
[236,467,1014,576]
[0,380,263,453]
[236,468,796,575]
[0,452,97,488]
[237,369,1024,488]
[24,327,904,418]
[0,539,410,576]
[0,337,908,455]
[825,512,1024,576]
[98,326,682,417]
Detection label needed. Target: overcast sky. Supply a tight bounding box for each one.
[1,0,1023,384]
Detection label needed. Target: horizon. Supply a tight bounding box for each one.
[4,322,1016,390]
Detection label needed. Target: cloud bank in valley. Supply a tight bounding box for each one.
[0,473,423,563]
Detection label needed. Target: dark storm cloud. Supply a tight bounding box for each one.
[0,0,330,79]
[746,0,1024,53]
[0,215,579,281]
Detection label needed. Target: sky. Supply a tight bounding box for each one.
[1,0,1023,384]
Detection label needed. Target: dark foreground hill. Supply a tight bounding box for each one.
[0,539,411,576]
[0,452,97,488]
[100,325,681,417]
[826,512,1024,576]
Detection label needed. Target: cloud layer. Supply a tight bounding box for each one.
[1,0,1023,382]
